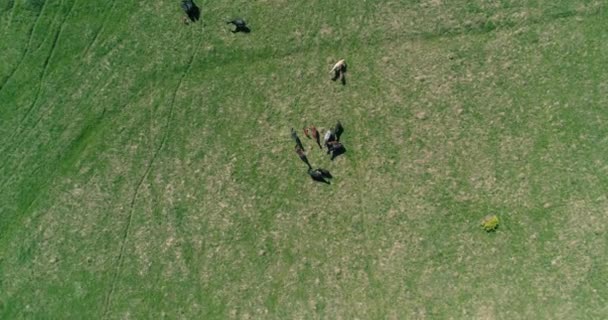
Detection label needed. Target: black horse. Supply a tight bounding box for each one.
[316,168,332,179]
[295,146,312,169]
[327,141,346,160]
[227,18,251,33]
[308,168,330,184]
[334,121,344,142]
[181,0,200,22]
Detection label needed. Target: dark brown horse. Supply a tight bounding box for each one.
[327,141,345,160]
[295,145,312,169]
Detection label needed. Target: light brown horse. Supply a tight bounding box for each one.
[304,125,322,149]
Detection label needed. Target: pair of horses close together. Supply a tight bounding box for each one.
[322,121,345,160]
[181,0,250,33]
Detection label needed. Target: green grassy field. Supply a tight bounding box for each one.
[1,0,607,318]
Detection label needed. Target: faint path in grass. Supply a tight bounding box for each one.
[101,27,202,318]
[2,0,17,31]
[81,0,116,58]
[0,42,124,189]
[0,0,48,93]
[0,0,77,160]
[19,0,77,125]
[0,106,108,253]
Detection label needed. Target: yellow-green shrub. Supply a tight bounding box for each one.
[481,215,499,232]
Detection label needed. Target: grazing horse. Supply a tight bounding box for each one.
[181,0,200,22]
[303,126,311,139]
[227,18,250,33]
[326,140,341,154]
[308,168,330,184]
[304,126,322,149]
[310,126,322,149]
[295,145,312,169]
[334,121,344,142]
[291,128,304,151]
[327,141,345,160]
[181,0,193,13]
[316,168,332,179]
[324,129,336,151]
[330,59,347,85]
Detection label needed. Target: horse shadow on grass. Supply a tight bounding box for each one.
[232,25,251,33]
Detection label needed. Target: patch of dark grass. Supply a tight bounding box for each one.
[17,237,37,265]
[546,9,577,20]
[4,0,15,11]
[25,0,44,12]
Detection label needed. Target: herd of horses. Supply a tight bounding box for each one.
[179,0,348,184]
[292,122,346,185]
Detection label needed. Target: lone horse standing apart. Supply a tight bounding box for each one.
[330,59,347,85]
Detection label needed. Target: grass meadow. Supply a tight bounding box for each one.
[1,0,607,318]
